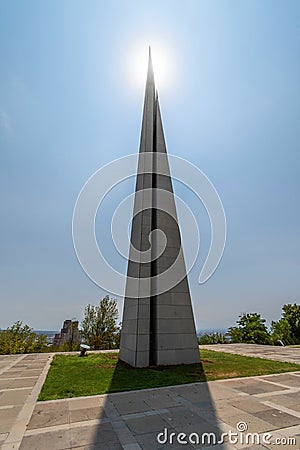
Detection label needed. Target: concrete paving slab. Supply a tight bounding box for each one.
[0,388,32,406]
[70,446,122,450]
[231,381,288,395]
[9,378,38,389]
[0,418,15,434]
[223,411,279,433]
[176,419,221,437]
[275,424,300,438]
[0,380,13,390]
[0,371,23,378]
[125,414,171,435]
[213,404,242,419]
[142,390,179,409]
[19,428,71,450]
[70,422,120,447]
[240,446,268,450]
[207,384,240,400]
[254,408,300,428]
[286,403,300,412]
[228,398,272,413]
[161,405,207,428]
[111,397,152,415]
[168,384,213,403]
[0,432,9,444]
[200,344,300,364]
[68,396,106,410]
[261,373,300,387]
[27,401,69,429]
[19,369,43,377]
[70,405,106,423]
[0,406,22,422]
[258,392,300,407]
[135,429,194,449]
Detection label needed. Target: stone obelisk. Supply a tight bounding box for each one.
[119,48,200,367]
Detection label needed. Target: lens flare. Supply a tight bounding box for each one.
[129,43,173,92]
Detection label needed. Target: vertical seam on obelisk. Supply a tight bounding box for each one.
[134,76,151,367]
[149,91,157,366]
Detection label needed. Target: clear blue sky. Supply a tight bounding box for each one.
[0,0,299,331]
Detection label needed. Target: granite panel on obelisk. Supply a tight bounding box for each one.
[119,49,200,367]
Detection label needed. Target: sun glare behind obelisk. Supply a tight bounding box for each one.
[130,43,172,92]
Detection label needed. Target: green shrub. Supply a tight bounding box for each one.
[198,332,227,344]
[271,304,300,345]
[81,296,121,350]
[0,321,47,354]
[227,313,271,345]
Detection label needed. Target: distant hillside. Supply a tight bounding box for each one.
[197,329,227,337]
[34,330,58,337]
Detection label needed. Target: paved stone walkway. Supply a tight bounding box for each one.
[0,349,299,449]
[199,345,300,364]
[0,353,52,449]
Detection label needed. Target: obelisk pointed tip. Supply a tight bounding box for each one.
[146,46,155,91]
[148,46,153,72]
[148,45,153,70]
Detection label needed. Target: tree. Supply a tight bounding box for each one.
[270,318,293,345]
[271,303,300,345]
[227,313,271,344]
[81,296,121,350]
[0,321,47,354]
[198,332,227,345]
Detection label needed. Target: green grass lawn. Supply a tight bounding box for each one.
[38,350,300,401]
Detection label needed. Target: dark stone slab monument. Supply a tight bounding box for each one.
[119,49,200,367]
